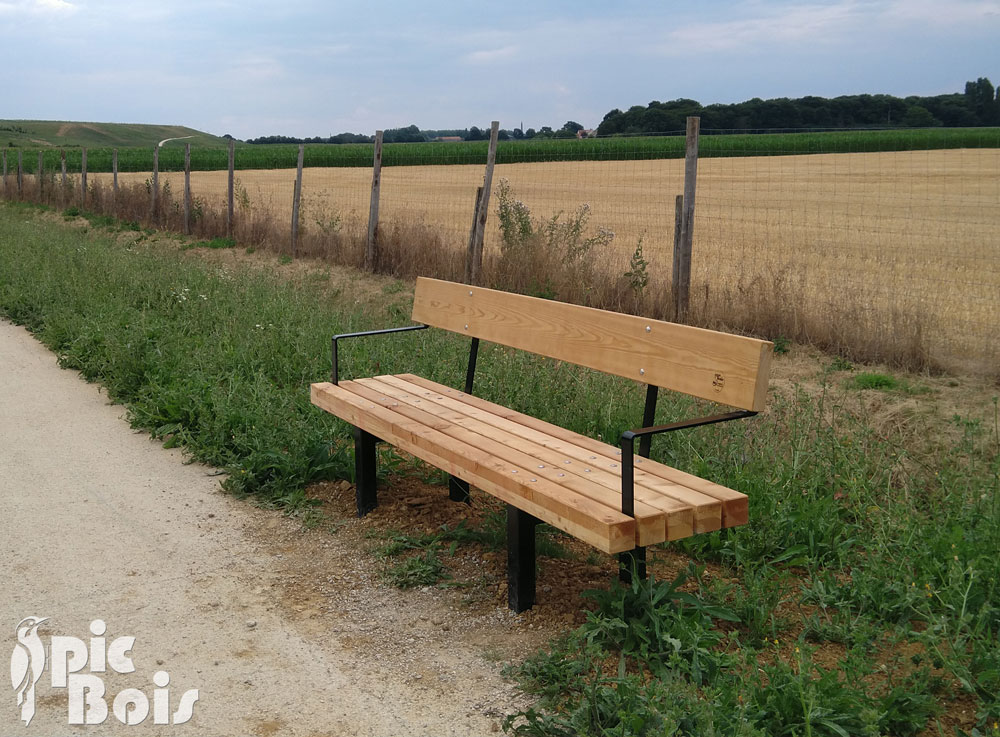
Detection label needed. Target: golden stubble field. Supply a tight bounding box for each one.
[107,149,999,369]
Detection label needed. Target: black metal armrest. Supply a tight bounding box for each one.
[331,324,428,384]
[619,410,757,517]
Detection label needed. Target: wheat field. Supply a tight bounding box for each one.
[105,149,1000,370]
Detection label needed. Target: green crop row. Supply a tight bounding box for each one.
[4,127,998,174]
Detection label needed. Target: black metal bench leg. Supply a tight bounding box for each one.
[448,476,471,504]
[353,426,378,517]
[618,547,647,584]
[507,506,539,612]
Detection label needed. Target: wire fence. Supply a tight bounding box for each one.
[2,127,998,374]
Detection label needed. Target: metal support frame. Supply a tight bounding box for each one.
[330,324,427,385]
[507,505,540,613]
[353,427,379,517]
[332,325,427,517]
[448,337,480,504]
[619,407,757,581]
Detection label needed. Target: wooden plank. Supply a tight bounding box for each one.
[351,377,668,546]
[365,131,383,272]
[401,374,748,529]
[382,374,716,535]
[464,185,484,285]
[291,143,304,257]
[671,193,683,320]
[412,277,772,411]
[151,145,159,222]
[227,139,235,237]
[81,148,87,205]
[311,382,635,553]
[183,144,191,236]
[676,116,700,321]
[373,375,714,535]
[468,121,499,285]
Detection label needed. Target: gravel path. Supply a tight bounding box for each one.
[0,320,527,736]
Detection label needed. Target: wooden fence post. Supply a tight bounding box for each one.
[17,150,23,196]
[38,151,44,198]
[61,150,66,187]
[81,148,88,206]
[112,148,118,198]
[365,130,384,272]
[151,145,159,223]
[674,116,700,322]
[464,185,484,284]
[468,120,500,285]
[2,150,6,193]
[291,144,304,257]
[227,138,235,237]
[671,195,684,319]
[183,143,191,235]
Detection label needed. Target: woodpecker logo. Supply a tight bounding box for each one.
[9,617,199,727]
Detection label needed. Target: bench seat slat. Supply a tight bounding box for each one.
[400,374,749,529]
[353,376,672,547]
[311,381,637,554]
[371,375,713,537]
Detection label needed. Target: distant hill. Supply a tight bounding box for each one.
[0,120,228,149]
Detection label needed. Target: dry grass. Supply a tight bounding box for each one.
[10,148,1000,374]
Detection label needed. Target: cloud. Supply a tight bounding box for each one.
[463,45,519,64]
[653,1,867,55]
[650,0,1000,57]
[0,0,76,13]
[883,0,1000,25]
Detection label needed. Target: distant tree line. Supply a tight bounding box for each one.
[244,121,589,145]
[597,78,1000,135]
[241,79,998,145]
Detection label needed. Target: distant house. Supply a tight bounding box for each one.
[576,129,596,139]
[434,136,464,142]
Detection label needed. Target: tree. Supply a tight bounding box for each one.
[561,121,584,134]
[901,105,940,127]
[964,77,996,122]
[466,126,485,141]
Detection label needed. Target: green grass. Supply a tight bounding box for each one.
[1,201,998,735]
[0,119,227,149]
[6,126,999,174]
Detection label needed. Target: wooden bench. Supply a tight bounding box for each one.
[311,277,772,611]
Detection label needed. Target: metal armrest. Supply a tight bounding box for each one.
[331,325,428,384]
[619,410,757,517]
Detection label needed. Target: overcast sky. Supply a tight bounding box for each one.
[2,0,998,138]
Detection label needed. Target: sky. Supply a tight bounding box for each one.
[2,0,998,139]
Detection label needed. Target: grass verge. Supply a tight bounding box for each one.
[1,202,998,735]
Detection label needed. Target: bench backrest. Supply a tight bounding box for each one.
[411,278,772,412]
